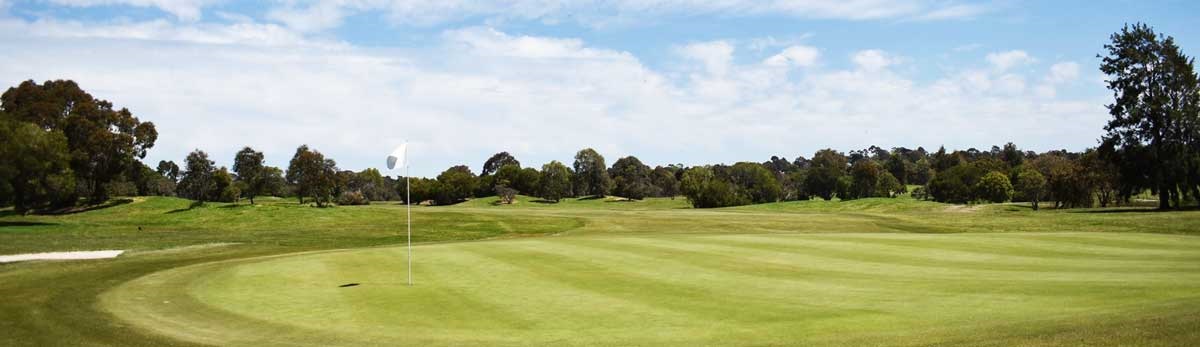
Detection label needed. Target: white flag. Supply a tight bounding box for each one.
[387,143,408,170]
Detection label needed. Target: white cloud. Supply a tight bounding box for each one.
[266,2,349,33]
[247,1,992,31]
[44,0,218,21]
[746,34,814,52]
[1047,61,1080,84]
[678,41,735,76]
[912,3,989,21]
[764,45,820,68]
[986,50,1035,71]
[0,19,1106,177]
[851,49,896,70]
[0,17,339,48]
[1033,61,1082,99]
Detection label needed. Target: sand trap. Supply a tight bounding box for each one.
[0,250,124,263]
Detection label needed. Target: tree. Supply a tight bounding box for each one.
[0,117,76,213]
[178,149,216,202]
[1,80,157,203]
[805,149,847,200]
[347,168,389,201]
[1099,23,1200,209]
[286,145,338,207]
[126,161,172,196]
[1015,166,1046,210]
[910,157,933,185]
[651,166,680,198]
[1031,154,1093,208]
[538,161,572,202]
[847,160,883,200]
[516,167,541,195]
[495,184,518,204]
[877,172,905,198]
[436,165,477,205]
[609,156,653,200]
[213,167,240,203]
[1081,149,1120,207]
[884,153,911,186]
[927,163,986,204]
[1000,142,1024,168]
[727,162,781,203]
[157,160,180,183]
[573,148,611,197]
[262,167,287,198]
[680,166,747,208]
[976,171,1014,203]
[233,147,267,204]
[783,170,809,200]
[481,152,519,177]
[493,164,522,191]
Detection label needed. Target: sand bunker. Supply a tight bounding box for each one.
[0,250,124,263]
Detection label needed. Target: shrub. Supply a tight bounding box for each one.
[495,185,517,204]
[911,186,930,200]
[976,171,1014,203]
[927,163,986,203]
[877,171,905,197]
[337,190,370,205]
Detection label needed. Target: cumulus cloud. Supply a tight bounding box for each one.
[1047,61,1080,84]
[242,1,996,31]
[678,41,736,76]
[0,17,337,47]
[912,3,989,21]
[44,0,217,21]
[851,49,896,70]
[0,16,1105,176]
[986,50,1035,71]
[1034,61,1082,98]
[764,45,821,68]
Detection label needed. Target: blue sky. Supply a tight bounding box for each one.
[1,1,1197,176]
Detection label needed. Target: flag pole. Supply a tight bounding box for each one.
[405,141,412,286]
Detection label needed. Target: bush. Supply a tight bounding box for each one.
[217,185,241,203]
[976,171,1014,203]
[495,185,517,204]
[911,186,930,200]
[928,163,986,203]
[337,190,370,205]
[877,172,905,197]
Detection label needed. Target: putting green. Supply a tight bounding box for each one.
[102,232,1200,346]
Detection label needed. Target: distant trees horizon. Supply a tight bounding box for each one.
[2,23,1198,213]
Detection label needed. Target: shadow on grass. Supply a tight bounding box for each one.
[529,199,560,204]
[166,200,206,214]
[37,198,134,215]
[0,221,56,227]
[1072,206,1200,214]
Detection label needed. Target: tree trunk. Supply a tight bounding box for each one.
[1031,198,1039,211]
[1159,184,1171,209]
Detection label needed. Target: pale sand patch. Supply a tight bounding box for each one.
[0,250,124,263]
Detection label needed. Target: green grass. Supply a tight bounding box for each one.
[2,195,1200,346]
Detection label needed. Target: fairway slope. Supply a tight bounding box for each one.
[103,232,1200,347]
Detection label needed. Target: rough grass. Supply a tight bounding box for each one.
[2,195,1200,346]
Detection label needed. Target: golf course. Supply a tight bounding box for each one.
[3,195,1200,346]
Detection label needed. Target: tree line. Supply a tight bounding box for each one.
[1,23,1197,212]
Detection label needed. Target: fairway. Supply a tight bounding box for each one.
[103,232,1200,346]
